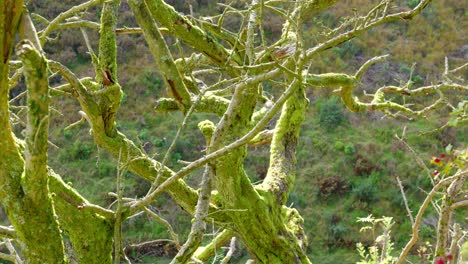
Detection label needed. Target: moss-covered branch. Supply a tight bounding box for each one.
[16,39,66,263]
[93,0,123,137]
[0,0,24,204]
[193,229,235,262]
[129,0,191,112]
[47,61,220,223]
[303,55,467,118]
[262,81,308,204]
[48,170,114,264]
[39,0,105,46]
[144,0,242,67]
[154,94,229,116]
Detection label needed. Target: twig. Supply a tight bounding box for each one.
[355,54,389,80]
[395,133,433,184]
[0,226,15,239]
[171,164,214,263]
[396,170,468,264]
[39,0,105,45]
[220,237,237,264]
[5,239,22,264]
[396,176,414,226]
[144,207,180,249]
[149,88,205,190]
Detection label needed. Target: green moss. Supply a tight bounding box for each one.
[198,120,215,139]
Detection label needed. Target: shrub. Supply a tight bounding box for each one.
[344,144,356,155]
[70,141,94,160]
[352,177,377,203]
[318,97,346,130]
[334,141,345,150]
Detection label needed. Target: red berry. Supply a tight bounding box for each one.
[433,170,440,176]
[434,158,441,163]
[435,257,445,264]
[446,254,453,260]
[440,154,446,158]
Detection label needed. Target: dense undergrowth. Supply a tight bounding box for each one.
[4,0,466,263]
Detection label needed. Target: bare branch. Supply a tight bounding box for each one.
[171,165,214,263]
[220,237,237,264]
[396,177,415,226]
[396,170,468,264]
[305,0,432,61]
[5,239,22,264]
[39,0,105,46]
[144,0,242,67]
[144,208,180,248]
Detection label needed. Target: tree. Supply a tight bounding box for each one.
[0,0,466,263]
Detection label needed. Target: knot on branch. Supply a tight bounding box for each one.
[198,120,215,142]
[93,83,123,137]
[15,40,45,71]
[283,207,308,250]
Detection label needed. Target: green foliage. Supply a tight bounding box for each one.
[128,68,164,97]
[69,141,94,160]
[331,41,363,59]
[407,0,419,8]
[317,96,347,130]
[351,176,378,204]
[344,144,356,155]
[356,215,397,264]
[334,140,345,150]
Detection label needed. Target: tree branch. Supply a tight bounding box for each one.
[193,229,235,262]
[396,170,468,264]
[16,38,66,263]
[305,0,433,61]
[171,165,214,263]
[48,60,226,223]
[154,94,229,116]
[39,0,105,46]
[129,0,191,112]
[144,0,242,67]
[129,73,302,214]
[0,226,15,239]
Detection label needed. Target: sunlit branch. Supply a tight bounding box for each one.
[39,0,105,46]
[193,229,235,262]
[396,170,468,264]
